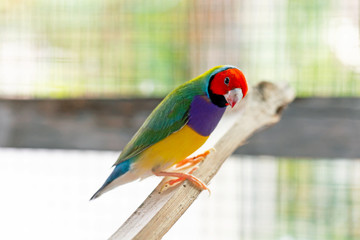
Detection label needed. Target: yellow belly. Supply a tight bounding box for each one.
[134,125,208,171]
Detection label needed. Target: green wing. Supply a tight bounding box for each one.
[113,65,228,166]
[114,81,203,165]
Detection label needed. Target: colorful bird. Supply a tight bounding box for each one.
[91,65,248,200]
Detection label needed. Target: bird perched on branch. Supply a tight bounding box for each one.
[91,65,248,200]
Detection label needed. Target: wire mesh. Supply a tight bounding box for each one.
[0,0,359,98]
[0,148,359,239]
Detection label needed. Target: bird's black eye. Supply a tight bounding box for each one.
[224,77,230,85]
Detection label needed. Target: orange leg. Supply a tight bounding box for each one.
[175,149,212,168]
[167,167,198,186]
[155,149,214,193]
[154,170,209,192]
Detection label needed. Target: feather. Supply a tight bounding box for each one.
[113,65,230,166]
[91,65,245,200]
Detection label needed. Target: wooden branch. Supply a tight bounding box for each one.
[109,82,295,240]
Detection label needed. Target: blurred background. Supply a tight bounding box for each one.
[0,0,359,239]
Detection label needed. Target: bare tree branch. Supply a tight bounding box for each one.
[109,81,295,240]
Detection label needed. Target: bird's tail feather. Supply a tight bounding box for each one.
[90,159,133,200]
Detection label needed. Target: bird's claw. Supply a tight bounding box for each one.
[156,149,214,193]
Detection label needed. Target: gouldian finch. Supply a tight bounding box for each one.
[91,65,248,200]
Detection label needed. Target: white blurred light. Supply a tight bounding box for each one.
[327,18,360,71]
[139,80,156,95]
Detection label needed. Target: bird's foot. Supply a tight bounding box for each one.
[155,148,214,193]
[155,170,210,194]
[175,148,213,169]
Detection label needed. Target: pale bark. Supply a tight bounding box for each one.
[109,81,295,240]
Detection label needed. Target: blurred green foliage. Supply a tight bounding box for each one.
[0,0,358,97]
[277,158,360,239]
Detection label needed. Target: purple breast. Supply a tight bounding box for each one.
[187,95,226,136]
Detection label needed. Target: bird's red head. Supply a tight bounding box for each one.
[209,68,248,108]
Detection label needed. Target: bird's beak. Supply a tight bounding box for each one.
[224,88,243,108]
